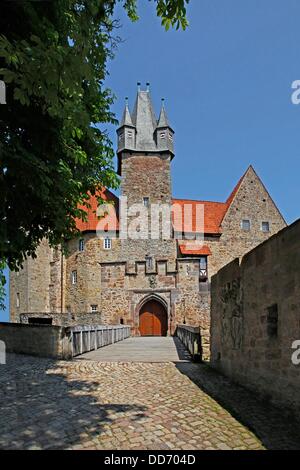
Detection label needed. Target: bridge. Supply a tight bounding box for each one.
[79,337,192,362]
[1,327,300,450]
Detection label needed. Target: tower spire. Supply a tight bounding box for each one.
[120,97,134,127]
[117,84,175,168]
[157,98,169,128]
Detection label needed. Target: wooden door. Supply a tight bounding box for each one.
[139,300,168,336]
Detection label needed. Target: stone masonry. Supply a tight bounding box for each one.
[211,219,300,414]
[10,86,286,356]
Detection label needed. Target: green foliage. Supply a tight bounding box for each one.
[0,0,189,307]
[156,0,190,30]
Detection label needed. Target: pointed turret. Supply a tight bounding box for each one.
[157,100,169,128]
[117,84,175,174]
[120,101,134,127]
[155,98,174,154]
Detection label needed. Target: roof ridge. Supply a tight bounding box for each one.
[172,198,226,204]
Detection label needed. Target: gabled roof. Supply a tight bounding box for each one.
[172,166,252,235]
[225,170,246,207]
[75,166,268,236]
[172,199,227,234]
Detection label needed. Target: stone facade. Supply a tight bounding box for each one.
[211,219,300,414]
[10,87,286,358]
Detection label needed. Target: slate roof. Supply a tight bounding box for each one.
[157,102,170,128]
[131,91,157,151]
[118,88,173,153]
[120,104,134,128]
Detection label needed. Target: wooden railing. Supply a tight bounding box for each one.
[176,325,202,361]
[70,325,131,357]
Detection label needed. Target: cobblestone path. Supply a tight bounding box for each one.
[0,354,299,450]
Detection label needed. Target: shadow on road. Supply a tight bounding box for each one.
[175,361,300,450]
[171,337,192,361]
[0,354,147,450]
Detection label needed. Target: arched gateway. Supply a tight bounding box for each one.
[139,300,168,336]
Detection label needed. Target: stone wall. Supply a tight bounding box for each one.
[9,165,286,362]
[211,219,300,414]
[19,312,103,327]
[0,323,131,360]
[0,322,72,359]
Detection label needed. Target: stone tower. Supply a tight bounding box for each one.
[117,84,176,263]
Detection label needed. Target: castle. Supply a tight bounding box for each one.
[10,85,286,355]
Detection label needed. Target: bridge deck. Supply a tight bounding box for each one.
[78,336,191,362]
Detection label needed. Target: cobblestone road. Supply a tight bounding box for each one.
[0,353,299,450]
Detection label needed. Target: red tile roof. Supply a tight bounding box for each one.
[179,244,212,256]
[75,170,247,235]
[75,188,119,232]
[172,199,227,234]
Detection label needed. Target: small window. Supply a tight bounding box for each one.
[160,132,166,139]
[267,304,278,338]
[241,219,251,231]
[143,197,150,208]
[79,239,84,252]
[168,133,173,142]
[91,305,98,313]
[120,318,124,325]
[103,237,112,250]
[199,257,208,282]
[118,132,124,141]
[146,256,153,269]
[16,293,20,308]
[71,270,77,285]
[262,221,270,233]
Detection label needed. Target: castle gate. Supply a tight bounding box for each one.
[139,300,168,336]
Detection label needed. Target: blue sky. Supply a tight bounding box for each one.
[2,0,300,321]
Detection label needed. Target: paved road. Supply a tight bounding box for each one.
[1,349,300,450]
[80,337,191,362]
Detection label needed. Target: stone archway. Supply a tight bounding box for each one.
[139,299,168,336]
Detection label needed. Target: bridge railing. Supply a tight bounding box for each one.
[176,325,202,361]
[71,325,131,357]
